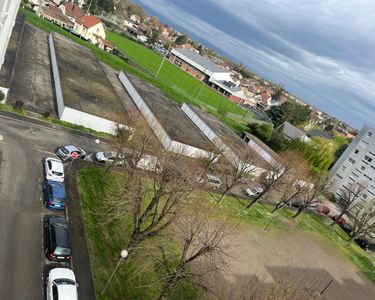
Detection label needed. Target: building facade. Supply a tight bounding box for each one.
[73,15,105,43]
[329,125,375,205]
[0,0,21,70]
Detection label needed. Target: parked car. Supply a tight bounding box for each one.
[95,151,124,165]
[56,145,86,161]
[44,216,71,262]
[245,186,264,197]
[197,174,221,189]
[43,180,67,210]
[46,268,78,300]
[134,154,162,173]
[44,157,64,182]
[317,205,330,215]
[331,215,346,225]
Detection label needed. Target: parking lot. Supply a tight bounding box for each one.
[0,114,105,299]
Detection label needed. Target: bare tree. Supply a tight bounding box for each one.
[155,214,229,300]
[292,174,328,219]
[100,128,198,255]
[331,182,367,226]
[246,151,301,209]
[272,152,310,213]
[347,198,375,243]
[216,152,257,203]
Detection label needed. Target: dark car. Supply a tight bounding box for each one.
[56,145,86,161]
[43,180,67,210]
[331,215,346,225]
[44,216,71,262]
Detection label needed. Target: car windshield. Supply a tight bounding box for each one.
[52,171,63,176]
[208,178,220,184]
[54,278,76,285]
[250,188,258,193]
[54,246,71,256]
[103,152,113,158]
[60,147,69,154]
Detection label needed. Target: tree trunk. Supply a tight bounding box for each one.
[217,187,231,203]
[292,207,304,219]
[272,201,285,213]
[246,197,259,209]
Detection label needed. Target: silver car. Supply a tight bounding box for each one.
[56,145,86,161]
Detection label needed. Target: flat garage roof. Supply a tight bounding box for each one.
[126,73,214,152]
[53,33,128,125]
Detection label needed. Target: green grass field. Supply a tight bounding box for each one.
[106,32,250,116]
[20,7,254,133]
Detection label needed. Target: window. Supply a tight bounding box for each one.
[354,149,359,154]
[363,194,368,199]
[364,174,373,181]
[336,174,343,179]
[368,132,373,137]
[361,166,366,171]
[367,189,375,196]
[348,176,355,182]
[341,165,347,171]
[360,140,369,147]
[351,172,359,178]
[348,158,355,164]
[365,155,373,162]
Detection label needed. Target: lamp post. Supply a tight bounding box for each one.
[101,250,128,295]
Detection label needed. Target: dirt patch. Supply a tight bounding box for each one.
[201,223,375,300]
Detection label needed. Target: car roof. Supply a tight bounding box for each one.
[207,174,220,180]
[49,216,70,245]
[64,145,79,152]
[48,182,66,198]
[49,268,76,281]
[50,160,64,173]
[56,285,78,300]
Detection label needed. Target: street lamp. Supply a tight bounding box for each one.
[101,249,128,295]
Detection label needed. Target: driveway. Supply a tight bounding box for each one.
[0,114,106,299]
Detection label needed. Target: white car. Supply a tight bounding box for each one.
[95,151,124,165]
[245,186,264,197]
[46,268,78,300]
[44,157,64,182]
[135,154,162,173]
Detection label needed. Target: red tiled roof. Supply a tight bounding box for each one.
[77,15,102,29]
[103,39,112,48]
[64,1,84,20]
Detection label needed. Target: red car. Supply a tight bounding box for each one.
[331,215,346,225]
[317,205,330,215]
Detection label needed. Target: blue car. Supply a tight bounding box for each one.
[43,180,67,210]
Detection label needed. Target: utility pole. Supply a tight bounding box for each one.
[155,44,171,78]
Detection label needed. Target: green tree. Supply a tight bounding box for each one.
[303,137,335,173]
[268,132,290,152]
[86,0,114,14]
[150,29,159,44]
[175,34,188,45]
[247,123,273,142]
[272,84,284,101]
[267,102,311,127]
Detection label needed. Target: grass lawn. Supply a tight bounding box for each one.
[0,103,26,115]
[77,167,375,300]
[19,7,253,133]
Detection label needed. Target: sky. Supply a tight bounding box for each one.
[132,0,375,130]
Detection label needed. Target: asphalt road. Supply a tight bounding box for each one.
[0,114,105,299]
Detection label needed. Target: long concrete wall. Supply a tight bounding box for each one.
[182,103,265,175]
[48,32,65,119]
[118,71,211,158]
[61,106,119,134]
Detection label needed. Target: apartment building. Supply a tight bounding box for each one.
[0,0,21,70]
[329,125,375,205]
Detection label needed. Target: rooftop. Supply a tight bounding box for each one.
[76,15,101,29]
[279,121,307,140]
[126,73,214,152]
[53,33,128,125]
[187,105,272,169]
[171,48,227,74]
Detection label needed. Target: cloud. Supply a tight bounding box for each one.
[135,0,375,129]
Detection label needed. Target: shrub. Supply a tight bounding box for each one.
[42,111,51,118]
[0,90,4,101]
[13,100,24,110]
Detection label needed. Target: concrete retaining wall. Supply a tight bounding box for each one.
[182,103,265,175]
[48,32,65,119]
[61,106,119,134]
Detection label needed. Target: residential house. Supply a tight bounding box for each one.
[160,25,172,38]
[73,15,105,43]
[278,121,311,142]
[60,1,84,23]
[37,5,74,29]
[130,14,141,24]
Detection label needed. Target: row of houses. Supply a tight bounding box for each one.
[35,0,113,51]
